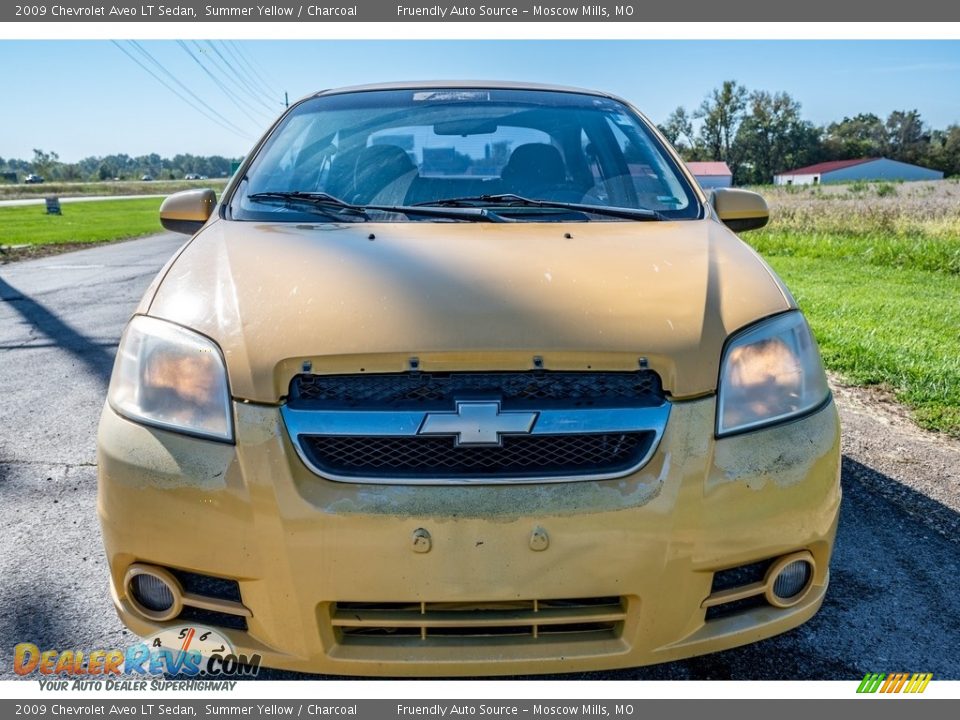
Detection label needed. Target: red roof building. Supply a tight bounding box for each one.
[686,161,733,189]
[774,157,942,185]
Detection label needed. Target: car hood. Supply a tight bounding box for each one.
[147,218,792,403]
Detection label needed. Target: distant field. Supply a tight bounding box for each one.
[747,179,960,437]
[0,197,163,246]
[0,178,228,201]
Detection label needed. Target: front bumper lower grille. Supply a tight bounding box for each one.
[169,569,249,631]
[331,597,626,643]
[301,432,653,480]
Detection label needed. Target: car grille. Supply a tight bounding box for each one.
[289,370,664,409]
[330,597,626,643]
[169,569,243,603]
[285,371,669,483]
[703,558,776,621]
[300,432,653,480]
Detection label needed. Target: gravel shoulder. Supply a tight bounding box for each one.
[832,376,960,543]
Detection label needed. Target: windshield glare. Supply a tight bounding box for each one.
[230,88,702,222]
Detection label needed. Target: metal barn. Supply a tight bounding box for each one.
[774,158,943,186]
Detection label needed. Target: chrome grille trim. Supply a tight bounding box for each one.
[282,403,670,485]
[282,406,669,437]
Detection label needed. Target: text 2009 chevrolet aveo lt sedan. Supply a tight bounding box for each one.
[98,82,840,676]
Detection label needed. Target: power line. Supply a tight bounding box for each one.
[176,40,274,129]
[127,41,254,136]
[111,41,253,141]
[220,41,277,102]
[210,40,278,110]
[228,41,286,107]
[201,40,279,118]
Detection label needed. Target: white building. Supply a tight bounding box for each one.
[686,161,733,189]
[774,157,943,186]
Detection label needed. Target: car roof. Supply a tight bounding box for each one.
[311,80,623,102]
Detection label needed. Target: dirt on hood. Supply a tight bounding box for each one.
[147,218,792,402]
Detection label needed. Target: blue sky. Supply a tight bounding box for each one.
[2,40,959,162]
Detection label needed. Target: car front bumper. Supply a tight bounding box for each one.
[97,395,841,676]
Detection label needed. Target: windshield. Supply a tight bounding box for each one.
[228,88,702,223]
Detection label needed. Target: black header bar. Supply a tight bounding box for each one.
[4,0,959,22]
[0,699,956,720]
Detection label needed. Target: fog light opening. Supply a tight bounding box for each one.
[124,564,184,622]
[764,552,815,608]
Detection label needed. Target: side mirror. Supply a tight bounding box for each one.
[712,188,769,232]
[160,189,216,235]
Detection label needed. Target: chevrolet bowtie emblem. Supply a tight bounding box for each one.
[419,401,538,447]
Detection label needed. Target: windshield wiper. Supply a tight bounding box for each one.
[414,194,665,221]
[247,191,370,222]
[248,191,510,223]
[364,204,511,223]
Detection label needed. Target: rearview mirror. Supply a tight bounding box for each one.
[160,189,216,235]
[712,188,769,232]
[433,119,499,136]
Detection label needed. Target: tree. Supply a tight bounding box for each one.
[929,125,960,176]
[61,164,83,181]
[695,81,748,166]
[733,91,822,185]
[31,148,60,179]
[822,114,887,160]
[885,110,928,165]
[1,151,243,182]
[658,106,696,155]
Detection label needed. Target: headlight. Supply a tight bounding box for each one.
[717,311,830,436]
[108,316,233,442]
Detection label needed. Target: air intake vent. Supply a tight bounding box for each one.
[290,371,664,409]
[331,597,626,643]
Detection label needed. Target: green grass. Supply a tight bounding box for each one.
[763,256,960,436]
[746,180,960,436]
[0,198,164,246]
[744,181,960,437]
[750,229,960,275]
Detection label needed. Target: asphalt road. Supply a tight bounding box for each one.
[1,235,958,681]
[0,195,168,208]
